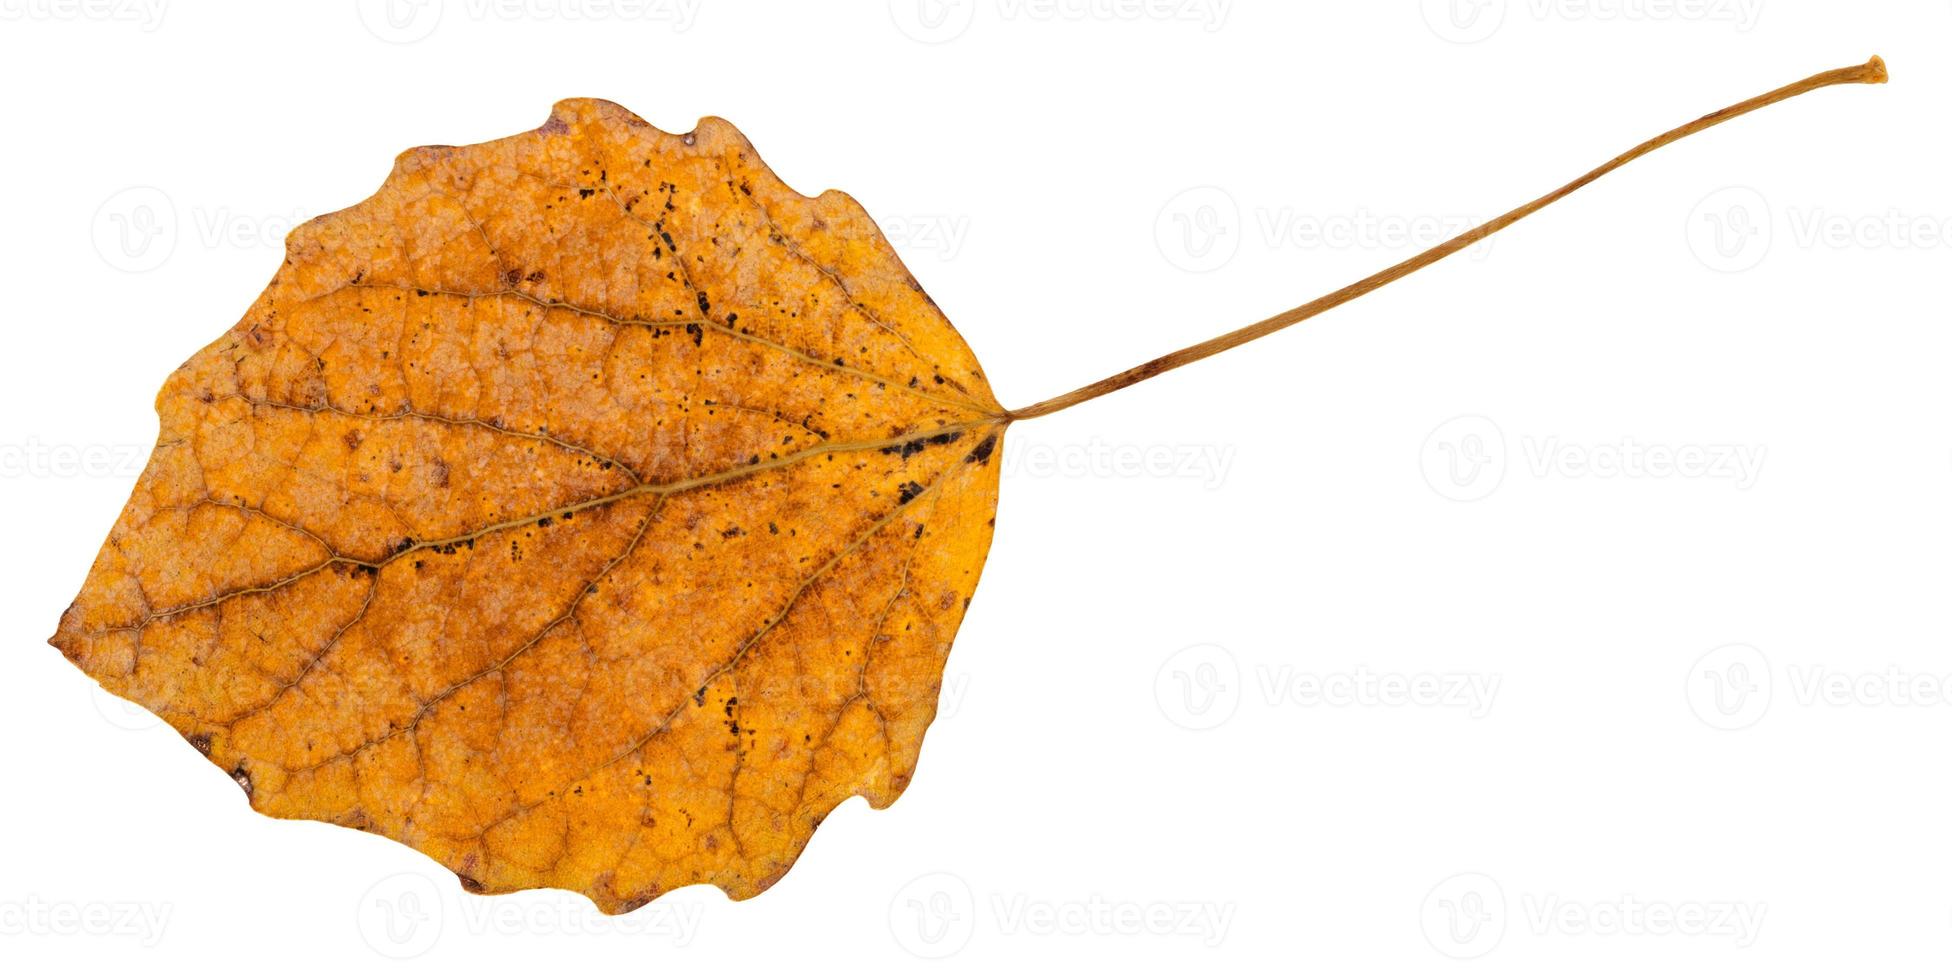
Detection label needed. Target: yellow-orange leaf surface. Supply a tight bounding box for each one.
[51,99,1006,912]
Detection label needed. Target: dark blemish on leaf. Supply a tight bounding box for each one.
[897,481,925,504]
[187,733,214,755]
[685,323,703,347]
[231,764,254,799]
[964,434,997,465]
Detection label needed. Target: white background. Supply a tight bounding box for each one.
[1,1,1946,975]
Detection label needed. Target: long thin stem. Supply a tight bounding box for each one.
[1005,55,1888,422]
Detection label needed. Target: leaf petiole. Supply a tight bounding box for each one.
[1002,55,1889,422]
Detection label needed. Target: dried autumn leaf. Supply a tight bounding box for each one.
[53,99,1007,912]
[52,58,1886,913]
